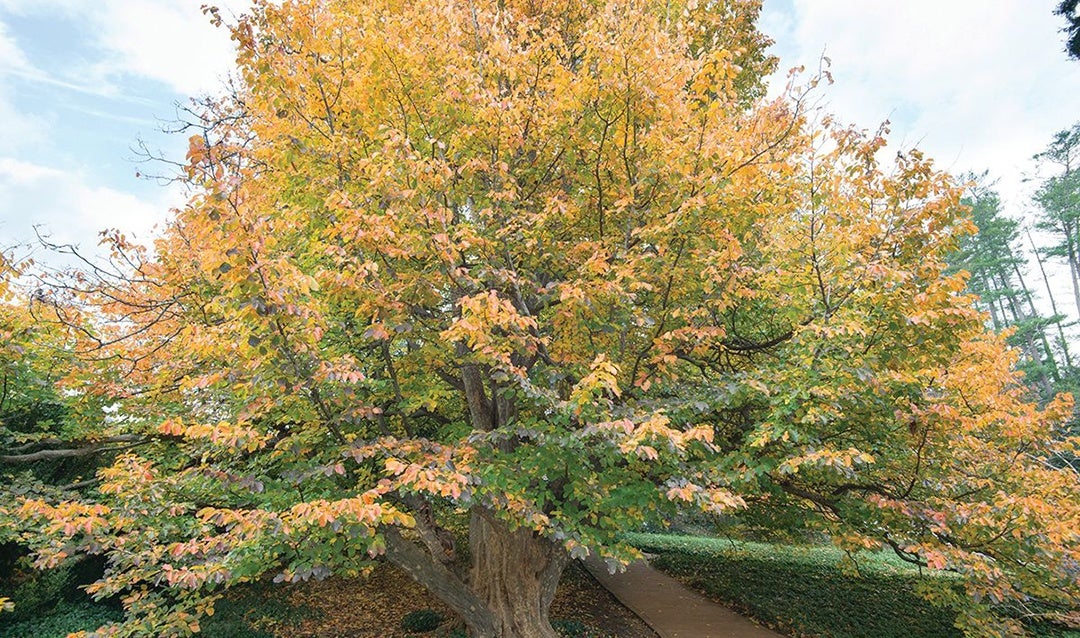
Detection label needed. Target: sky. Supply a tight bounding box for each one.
[762,0,1080,205]
[0,0,248,258]
[0,0,1078,298]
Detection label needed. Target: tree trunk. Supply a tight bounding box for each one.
[385,506,570,638]
[984,280,1003,331]
[1028,230,1074,369]
[383,527,499,636]
[468,509,569,638]
[1012,261,1061,382]
[1063,228,1080,319]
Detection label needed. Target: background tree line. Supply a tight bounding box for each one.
[950,122,1080,442]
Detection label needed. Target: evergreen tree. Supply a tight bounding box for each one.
[949,177,1067,396]
[1056,0,1080,60]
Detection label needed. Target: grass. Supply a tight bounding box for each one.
[629,532,924,572]
[627,532,1080,638]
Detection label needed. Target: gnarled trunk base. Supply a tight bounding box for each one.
[468,509,569,638]
[384,507,569,638]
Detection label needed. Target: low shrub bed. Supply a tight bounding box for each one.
[0,580,313,638]
[626,533,1080,638]
[0,600,124,638]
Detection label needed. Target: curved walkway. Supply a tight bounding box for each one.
[583,556,785,638]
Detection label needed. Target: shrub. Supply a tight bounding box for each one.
[200,583,316,638]
[552,618,606,637]
[0,552,110,621]
[1,562,82,623]
[0,600,122,638]
[0,580,317,638]
[401,608,446,633]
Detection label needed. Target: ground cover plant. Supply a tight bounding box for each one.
[1,1,1079,637]
[630,533,1080,638]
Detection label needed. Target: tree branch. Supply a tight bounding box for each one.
[383,526,497,636]
[1,436,151,464]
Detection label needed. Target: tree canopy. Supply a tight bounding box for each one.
[2,1,1079,637]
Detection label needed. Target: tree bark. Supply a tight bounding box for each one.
[403,494,457,565]
[383,527,499,636]
[982,273,1002,331]
[458,341,494,432]
[383,506,569,638]
[468,508,568,638]
[0,435,149,464]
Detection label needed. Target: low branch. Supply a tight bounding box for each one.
[778,480,841,515]
[5,435,144,454]
[63,477,102,491]
[1,436,150,464]
[721,329,795,353]
[830,482,896,499]
[402,494,457,565]
[779,480,933,569]
[382,527,497,636]
[881,533,929,568]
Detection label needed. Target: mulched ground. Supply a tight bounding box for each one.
[549,564,658,638]
[280,561,658,637]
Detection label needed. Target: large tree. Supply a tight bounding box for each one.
[5,1,1079,637]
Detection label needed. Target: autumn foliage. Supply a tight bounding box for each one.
[2,1,1079,636]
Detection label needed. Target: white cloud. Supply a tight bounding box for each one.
[0,157,171,252]
[762,0,1080,207]
[0,19,30,73]
[0,1,242,258]
[89,0,249,96]
[0,157,63,182]
[0,94,47,155]
[0,23,49,154]
[1,0,250,97]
